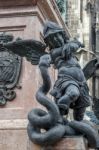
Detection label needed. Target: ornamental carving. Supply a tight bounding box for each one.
[0,33,22,105]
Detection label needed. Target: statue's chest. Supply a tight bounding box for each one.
[58,66,85,82]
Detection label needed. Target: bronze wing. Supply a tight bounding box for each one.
[3,39,47,65]
[83,58,99,80]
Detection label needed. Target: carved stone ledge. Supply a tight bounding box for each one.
[0,0,38,7]
[31,137,88,150]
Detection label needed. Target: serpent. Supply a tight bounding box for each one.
[27,54,66,146]
[27,54,99,148]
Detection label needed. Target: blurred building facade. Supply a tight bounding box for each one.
[87,0,99,100]
[65,0,92,50]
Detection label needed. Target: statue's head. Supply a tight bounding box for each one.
[43,21,69,49]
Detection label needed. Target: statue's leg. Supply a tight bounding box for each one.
[73,107,86,121]
[58,85,80,108]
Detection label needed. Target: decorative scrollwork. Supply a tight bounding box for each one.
[0,33,22,105]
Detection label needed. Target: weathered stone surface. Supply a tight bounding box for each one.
[32,137,87,150]
[0,125,88,150]
[0,129,29,150]
[0,0,38,7]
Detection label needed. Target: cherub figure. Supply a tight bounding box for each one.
[43,21,91,121]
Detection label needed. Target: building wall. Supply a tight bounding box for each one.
[65,0,90,51]
[93,0,99,99]
[96,0,99,53]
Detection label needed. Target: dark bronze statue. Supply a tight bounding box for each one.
[1,21,99,148]
[44,24,89,121]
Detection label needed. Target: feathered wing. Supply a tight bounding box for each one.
[3,39,47,65]
[83,58,99,80]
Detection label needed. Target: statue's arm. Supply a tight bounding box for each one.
[62,39,84,59]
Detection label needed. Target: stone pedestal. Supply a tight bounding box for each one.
[31,137,87,150]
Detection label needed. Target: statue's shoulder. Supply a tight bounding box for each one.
[64,57,80,67]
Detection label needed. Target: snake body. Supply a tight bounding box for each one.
[27,55,66,146]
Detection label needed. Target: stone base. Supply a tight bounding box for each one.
[31,136,87,150]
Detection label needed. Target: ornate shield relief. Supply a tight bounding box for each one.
[0,33,22,105]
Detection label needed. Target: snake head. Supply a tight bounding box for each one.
[39,54,52,67]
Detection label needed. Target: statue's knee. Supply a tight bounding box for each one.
[70,90,80,100]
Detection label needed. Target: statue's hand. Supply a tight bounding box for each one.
[39,54,52,67]
[62,42,79,59]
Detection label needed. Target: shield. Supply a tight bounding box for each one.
[0,34,22,105]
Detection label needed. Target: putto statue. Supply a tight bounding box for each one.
[1,21,99,149]
[44,22,90,121]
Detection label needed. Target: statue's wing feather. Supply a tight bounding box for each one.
[83,58,98,80]
[3,39,47,65]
